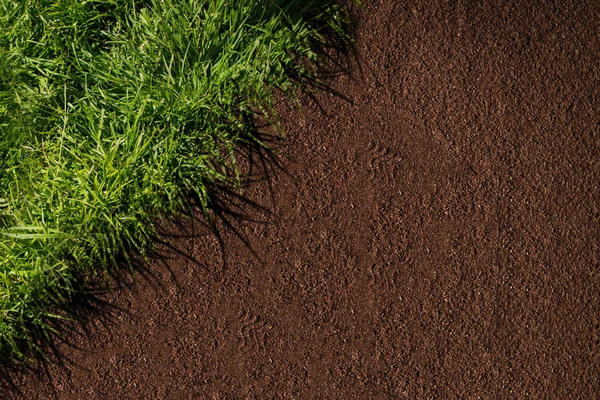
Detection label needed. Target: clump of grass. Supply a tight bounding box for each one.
[0,0,350,360]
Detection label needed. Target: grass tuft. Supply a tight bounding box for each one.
[0,0,350,361]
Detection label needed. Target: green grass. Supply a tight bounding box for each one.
[0,0,350,361]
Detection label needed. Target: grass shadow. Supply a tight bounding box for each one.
[0,1,361,397]
[0,110,295,400]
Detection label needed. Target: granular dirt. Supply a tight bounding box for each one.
[7,0,600,398]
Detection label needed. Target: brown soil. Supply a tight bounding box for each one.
[6,0,600,398]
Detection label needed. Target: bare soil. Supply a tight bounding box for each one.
[6,0,600,398]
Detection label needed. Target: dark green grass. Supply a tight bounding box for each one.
[0,0,350,360]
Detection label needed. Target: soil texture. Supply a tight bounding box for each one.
[6,0,600,398]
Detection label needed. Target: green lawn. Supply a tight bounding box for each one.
[0,0,349,360]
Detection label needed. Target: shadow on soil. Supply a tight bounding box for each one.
[0,2,362,397]
[0,127,286,400]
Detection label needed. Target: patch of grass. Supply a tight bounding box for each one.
[0,0,350,360]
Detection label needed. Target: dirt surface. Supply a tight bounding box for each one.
[6,0,600,398]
